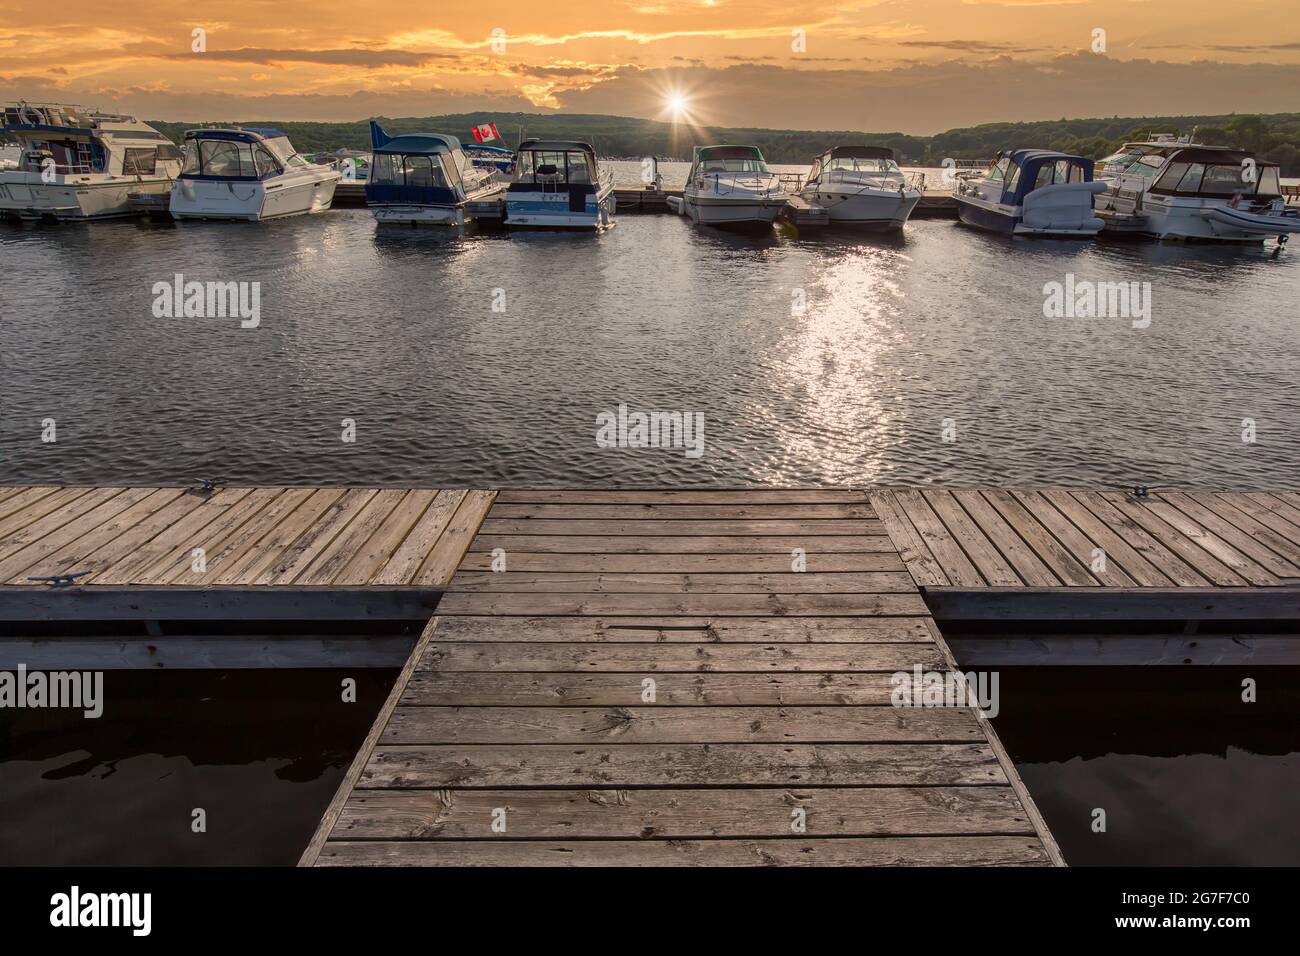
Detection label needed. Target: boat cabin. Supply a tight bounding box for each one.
[982,150,1094,204]
[2,103,181,177]
[807,145,900,181]
[1146,147,1282,200]
[367,133,482,204]
[510,140,601,188]
[181,127,311,181]
[693,145,770,174]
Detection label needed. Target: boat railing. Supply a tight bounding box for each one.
[776,171,805,193]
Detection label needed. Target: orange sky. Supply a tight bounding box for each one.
[1,0,1297,132]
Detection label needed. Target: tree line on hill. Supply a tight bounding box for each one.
[145,111,1300,174]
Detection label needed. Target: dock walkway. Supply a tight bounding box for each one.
[303,488,1055,867]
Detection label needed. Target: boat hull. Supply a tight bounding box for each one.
[0,174,173,220]
[683,195,786,227]
[1098,190,1296,243]
[954,193,1102,238]
[802,188,920,229]
[170,174,338,221]
[371,204,468,226]
[506,187,615,229]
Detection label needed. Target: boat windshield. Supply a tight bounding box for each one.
[1152,160,1283,197]
[516,149,593,183]
[184,139,282,178]
[826,157,900,174]
[371,153,452,188]
[700,156,769,173]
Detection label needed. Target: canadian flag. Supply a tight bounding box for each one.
[471,122,500,144]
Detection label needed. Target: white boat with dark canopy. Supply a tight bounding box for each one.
[365,122,502,226]
[0,102,182,220]
[799,145,921,229]
[1095,140,1300,244]
[952,149,1105,237]
[169,126,339,221]
[505,139,615,228]
[682,145,787,228]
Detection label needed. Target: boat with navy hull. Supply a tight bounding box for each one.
[169,127,339,221]
[953,150,1105,237]
[506,140,614,229]
[0,102,182,221]
[798,145,920,229]
[365,123,502,226]
[1095,140,1300,244]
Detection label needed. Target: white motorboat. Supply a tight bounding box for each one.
[366,123,502,226]
[505,140,615,229]
[953,149,1105,237]
[0,102,182,220]
[682,145,787,228]
[799,145,920,229]
[169,127,339,221]
[1095,139,1299,243]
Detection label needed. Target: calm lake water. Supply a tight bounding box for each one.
[2,187,1299,488]
[992,666,1300,866]
[0,669,395,866]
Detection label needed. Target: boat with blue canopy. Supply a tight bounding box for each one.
[505,139,615,229]
[365,121,502,226]
[952,149,1106,237]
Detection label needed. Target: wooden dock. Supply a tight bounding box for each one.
[302,488,1056,867]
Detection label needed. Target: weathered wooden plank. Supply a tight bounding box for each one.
[382,706,981,744]
[137,488,285,584]
[89,489,258,587]
[469,534,896,554]
[317,835,1050,866]
[925,586,1300,620]
[1183,493,1300,574]
[0,487,125,559]
[1039,490,1174,587]
[435,591,930,616]
[493,490,870,505]
[980,490,1097,586]
[489,503,877,520]
[420,641,945,672]
[258,488,379,585]
[925,491,1021,586]
[428,616,935,643]
[0,486,62,523]
[170,487,316,585]
[0,486,95,540]
[371,490,468,585]
[0,586,441,621]
[1097,491,1247,587]
[892,491,984,586]
[1137,498,1275,586]
[0,488,152,582]
[414,491,497,586]
[479,518,884,537]
[447,571,918,594]
[1159,492,1299,580]
[359,742,1006,787]
[1011,490,1136,587]
[1229,493,1300,548]
[334,489,439,585]
[0,636,415,669]
[455,551,905,573]
[17,486,192,582]
[951,490,1058,586]
[332,787,1032,839]
[948,635,1300,666]
[295,489,409,586]
[204,488,342,584]
[1068,491,1208,587]
[402,672,907,706]
[867,491,949,586]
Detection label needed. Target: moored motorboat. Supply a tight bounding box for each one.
[169,127,339,221]
[953,149,1105,237]
[798,146,920,229]
[365,122,502,226]
[682,145,787,228]
[505,139,614,229]
[1095,140,1297,243]
[0,102,182,221]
